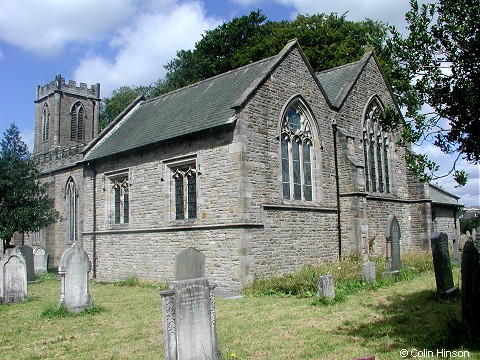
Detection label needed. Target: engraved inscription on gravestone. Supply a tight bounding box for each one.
[362,261,376,284]
[58,242,93,313]
[160,278,220,360]
[431,232,458,296]
[33,246,48,277]
[174,247,205,281]
[384,215,401,277]
[1,247,28,303]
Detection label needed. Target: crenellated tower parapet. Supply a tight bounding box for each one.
[36,74,100,101]
[33,75,100,167]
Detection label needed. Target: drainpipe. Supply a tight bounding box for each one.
[332,119,342,259]
[87,162,97,278]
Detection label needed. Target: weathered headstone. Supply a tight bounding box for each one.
[459,234,468,259]
[431,232,458,296]
[160,278,220,360]
[174,247,205,281]
[461,241,480,340]
[383,215,401,278]
[317,274,335,299]
[476,228,480,252]
[362,261,376,284]
[33,246,48,277]
[452,234,460,263]
[0,247,28,303]
[17,245,35,282]
[58,242,93,313]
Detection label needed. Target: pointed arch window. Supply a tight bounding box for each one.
[42,103,50,142]
[71,102,85,142]
[363,97,391,194]
[65,178,77,244]
[280,101,314,201]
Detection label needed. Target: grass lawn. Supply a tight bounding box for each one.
[0,262,477,359]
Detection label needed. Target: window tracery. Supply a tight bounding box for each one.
[363,98,391,194]
[172,165,197,220]
[280,102,314,201]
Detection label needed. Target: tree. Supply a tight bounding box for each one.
[379,0,479,185]
[100,11,389,126]
[0,123,59,251]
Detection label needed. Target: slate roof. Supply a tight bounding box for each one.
[316,52,373,109]
[429,183,461,206]
[83,53,279,161]
[83,40,371,161]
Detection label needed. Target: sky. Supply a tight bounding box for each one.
[0,0,478,206]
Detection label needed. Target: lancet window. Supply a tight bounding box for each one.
[65,177,77,243]
[42,103,50,142]
[111,177,129,225]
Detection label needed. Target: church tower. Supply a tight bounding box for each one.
[33,75,100,168]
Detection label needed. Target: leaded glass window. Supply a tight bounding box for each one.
[172,165,197,220]
[362,97,392,194]
[42,103,50,142]
[65,177,77,243]
[111,177,129,225]
[280,102,314,202]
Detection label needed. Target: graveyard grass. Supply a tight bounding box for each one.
[0,252,478,359]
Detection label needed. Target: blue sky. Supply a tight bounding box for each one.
[0,0,478,206]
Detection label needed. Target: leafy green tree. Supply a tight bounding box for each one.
[0,123,59,251]
[100,11,389,125]
[379,0,479,185]
[164,11,388,89]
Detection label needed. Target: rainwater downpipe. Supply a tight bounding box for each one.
[332,119,342,259]
[87,162,97,278]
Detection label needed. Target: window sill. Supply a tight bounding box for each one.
[263,202,337,213]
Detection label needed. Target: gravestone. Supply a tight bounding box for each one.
[459,234,468,259]
[476,228,480,252]
[160,278,220,360]
[58,242,93,313]
[452,234,460,263]
[17,245,35,282]
[0,247,28,303]
[174,247,206,281]
[431,232,458,296]
[317,274,335,299]
[383,215,401,278]
[362,261,376,284]
[461,241,480,340]
[33,246,48,277]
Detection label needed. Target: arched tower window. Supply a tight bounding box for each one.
[280,100,314,201]
[42,103,50,142]
[363,97,391,194]
[70,102,85,142]
[65,177,77,244]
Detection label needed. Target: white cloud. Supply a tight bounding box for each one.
[73,1,221,97]
[270,0,414,29]
[20,129,35,153]
[0,0,136,57]
[414,143,480,207]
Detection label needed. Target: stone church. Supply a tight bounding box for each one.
[21,40,461,290]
